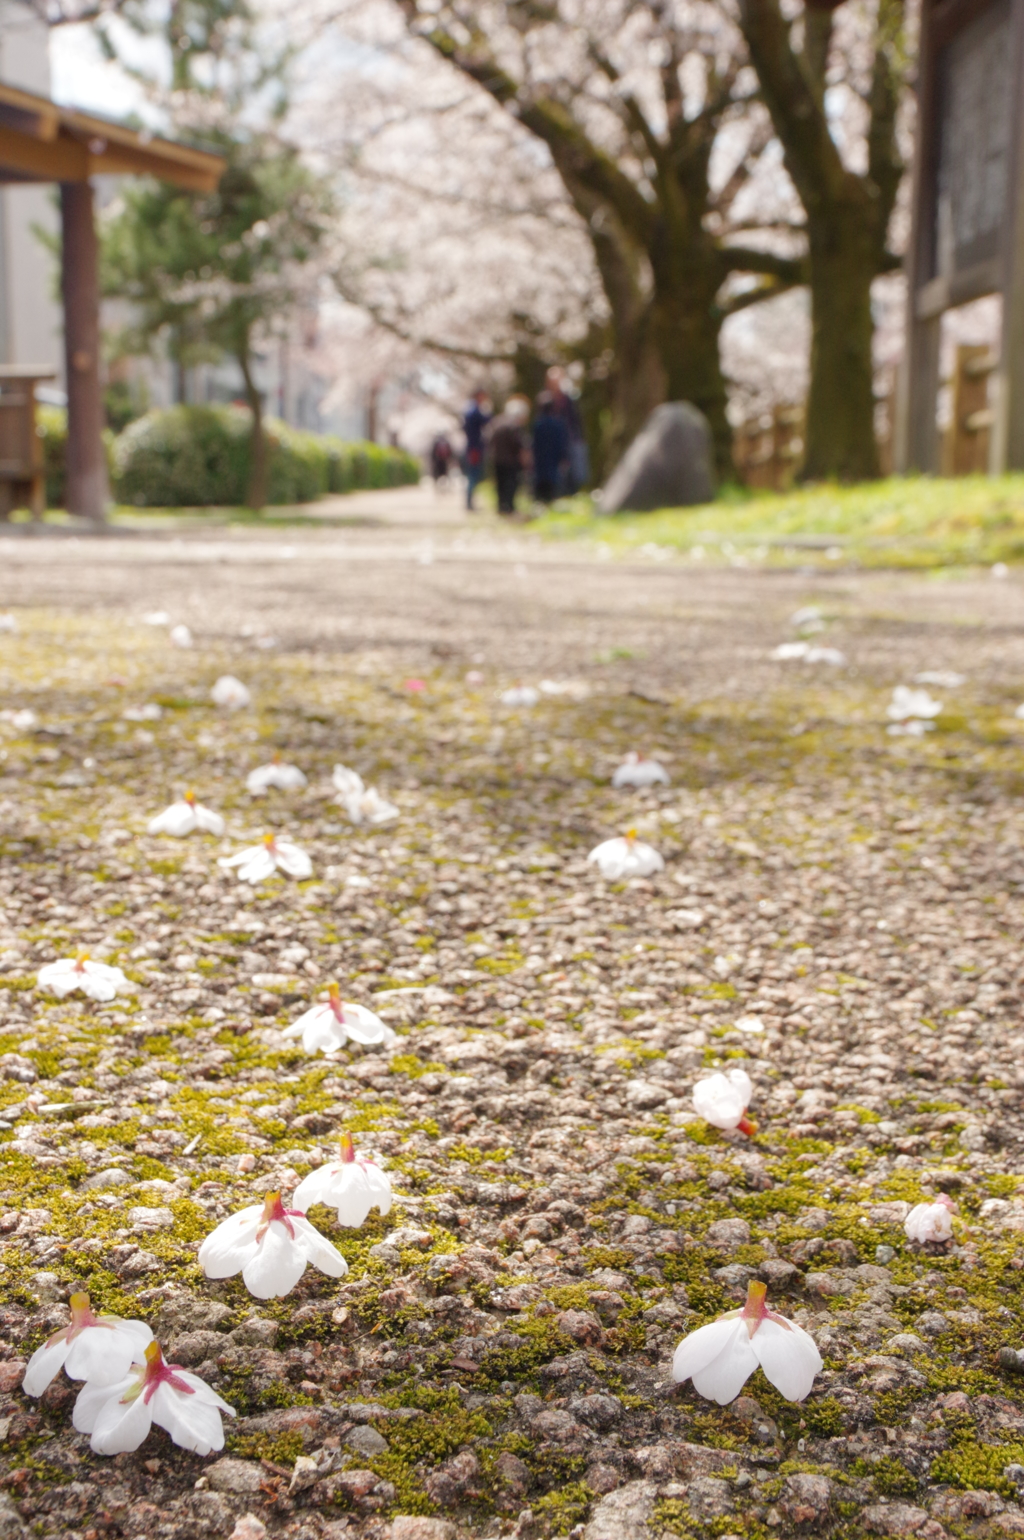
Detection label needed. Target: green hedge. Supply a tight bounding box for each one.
[39,403,420,509]
[110,405,420,507]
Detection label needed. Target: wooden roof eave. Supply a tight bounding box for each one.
[0,83,223,191]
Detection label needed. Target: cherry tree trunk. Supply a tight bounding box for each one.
[803,207,880,483]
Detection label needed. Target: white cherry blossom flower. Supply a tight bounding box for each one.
[915,671,965,689]
[169,624,193,649]
[73,1340,234,1456]
[612,753,670,788]
[37,953,135,1003]
[198,1190,347,1299]
[349,786,399,825]
[500,685,539,707]
[672,1280,823,1404]
[23,1292,153,1396]
[293,1132,394,1225]
[142,611,170,626]
[282,983,396,1056]
[332,765,398,825]
[692,1068,754,1133]
[805,646,845,665]
[904,1194,955,1244]
[0,613,18,632]
[887,685,941,736]
[790,606,824,633]
[147,791,225,837]
[219,834,312,884]
[587,830,664,880]
[1,708,38,730]
[211,674,251,709]
[1015,703,1024,721]
[123,704,162,722]
[246,760,308,795]
[772,641,810,660]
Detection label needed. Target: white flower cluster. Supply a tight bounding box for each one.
[22,1293,233,1456]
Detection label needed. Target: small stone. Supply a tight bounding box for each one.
[207,1459,264,1494]
[389,1520,456,1540]
[493,1452,531,1495]
[0,1363,25,1394]
[998,1347,1024,1372]
[915,1311,950,1337]
[346,1424,389,1457]
[531,1407,584,1442]
[82,1167,133,1190]
[704,1218,751,1251]
[584,1479,657,1540]
[556,1309,603,1345]
[229,1518,267,1540]
[861,1502,930,1535]
[876,1244,896,1264]
[585,1463,621,1495]
[570,1394,623,1430]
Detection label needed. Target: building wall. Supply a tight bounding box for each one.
[0,0,63,378]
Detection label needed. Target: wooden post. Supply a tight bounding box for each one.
[60,180,108,521]
[995,0,1024,469]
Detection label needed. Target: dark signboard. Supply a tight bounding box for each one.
[934,0,1014,277]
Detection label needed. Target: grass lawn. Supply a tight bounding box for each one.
[536,474,1024,569]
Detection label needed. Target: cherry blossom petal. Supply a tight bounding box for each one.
[22,1336,70,1397]
[292,1215,348,1277]
[151,1380,231,1456]
[341,1003,391,1044]
[87,1387,154,1455]
[274,840,313,879]
[65,1321,152,1385]
[672,1315,744,1385]
[241,1220,309,1299]
[197,1206,262,1279]
[750,1318,823,1402]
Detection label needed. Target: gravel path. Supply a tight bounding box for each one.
[1,514,1024,1540]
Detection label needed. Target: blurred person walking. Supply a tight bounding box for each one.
[462,389,493,511]
[532,392,570,505]
[430,430,454,489]
[487,396,530,516]
[546,367,589,494]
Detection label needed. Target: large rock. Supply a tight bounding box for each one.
[600,403,714,513]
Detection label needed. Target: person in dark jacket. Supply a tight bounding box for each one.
[531,392,570,503]
[546,366,589,493]
[462,389,492,511]
[487,395,530,514]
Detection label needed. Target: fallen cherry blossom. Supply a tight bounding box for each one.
[333,765,398,825]
[612,752,670,788]
[169,624,193,649]
[211,675,251,709]
[887,685,941,736]
[73,1341,234,1456]
[672,1280,822,1404]
[23,1292,153,1395]
[37,953,136,1003]
[282,983,396,1055]
[147,791,225,837]
[587,830,664,879]
[294,1132,394,1226]
[246,760,308,795]
[198,1190,348,1298]
[692,1067,754,1132]
[219,834,312,884]
[904,1194,955,1244]
[500,685,539,707]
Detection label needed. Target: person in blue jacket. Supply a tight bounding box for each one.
[462,389,492,511]
[531,392,570,503]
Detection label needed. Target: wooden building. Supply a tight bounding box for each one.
[0,81,223,520]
